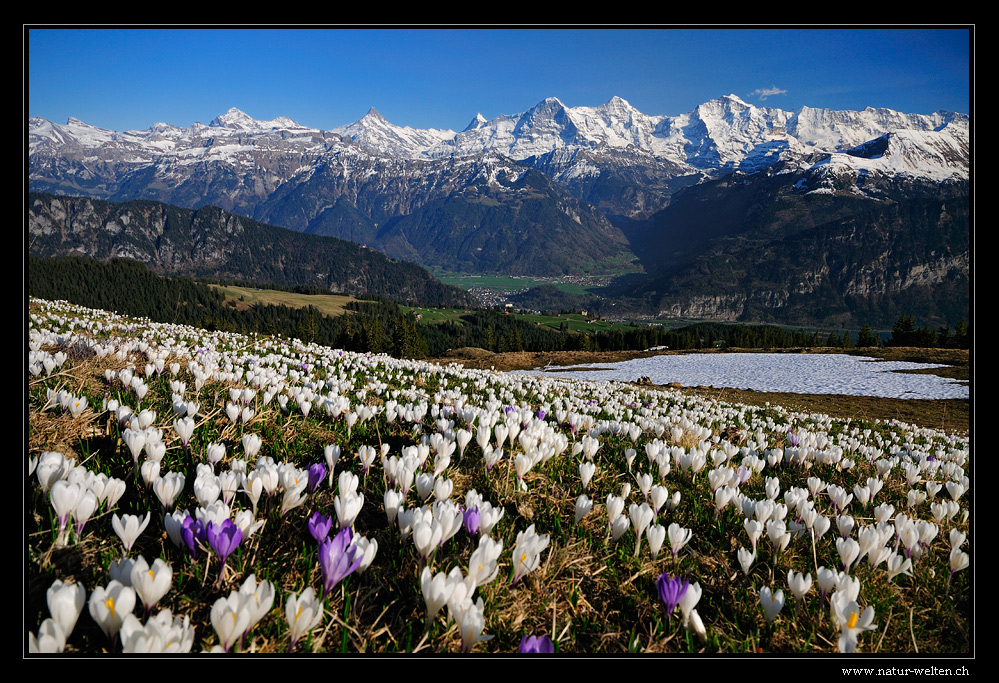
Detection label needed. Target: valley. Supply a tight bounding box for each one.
[29,94,969,330]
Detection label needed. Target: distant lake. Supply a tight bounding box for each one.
[519,353,968,400]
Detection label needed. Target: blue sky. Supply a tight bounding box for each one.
[27,28,971,133]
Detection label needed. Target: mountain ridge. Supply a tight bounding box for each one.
[27,192,475,308]
[28,94,970,327]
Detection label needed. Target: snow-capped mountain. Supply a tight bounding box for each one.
[28,95,969,326]
[208,107,309,132]
[357,93,968,181]
[333,108,455,159]
[30,96,968,189]
[811,127,970,186]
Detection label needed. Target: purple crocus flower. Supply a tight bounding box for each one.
[308,511,333,544]
[318,527,362,600]
[207,519,242,573]
[180,515,204,560]
[787,429,800,448]
[519,635,554,653]
[656,573,689,618]
[536,410,546,421]
[308,462,327,494]
[463,506,480,536]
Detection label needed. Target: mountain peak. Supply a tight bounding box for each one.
[210,108,256,129]
[148,122,179,135]
[209,108,308,131]
[725,93,750,105]
[462,113,489,133]
[362,108,388,122]
[532,96,567,111]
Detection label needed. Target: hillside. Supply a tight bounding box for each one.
[27,193,475,308]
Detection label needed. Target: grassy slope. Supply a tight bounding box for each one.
[211,285,359,316]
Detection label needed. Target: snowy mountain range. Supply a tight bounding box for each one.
[28,95,970,326]
[30,94,969,193]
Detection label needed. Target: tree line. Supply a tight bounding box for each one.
[31,255,964,359]
[883,315,970,349]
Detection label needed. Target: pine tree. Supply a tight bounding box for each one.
[887,315,916,346]
[856,324,878,347]
[955,318,969,348]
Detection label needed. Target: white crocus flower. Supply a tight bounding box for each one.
[738,547,755,576]
[89,580,137,641]
[760,586,784,623]
[211,594,251,652]
[173,416,195,446]
[629,502,654,557]
[668,523,693,558]
[112,511,151,552]
[286,587,323,652]
[647,524,667,561]
[120,609,195,653]
[787,570,812,615]
[47,579,86,638]
[420,566,455,631]
[131,555,173,615]
[575,495,593,524]
[237,574,275,639]
[457,596,492,653]
[831,594,877,653]
[510,524,549,585]
[680,581,702,627]
[29,619,66,653]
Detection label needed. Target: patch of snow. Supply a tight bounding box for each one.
[519,353,967,399]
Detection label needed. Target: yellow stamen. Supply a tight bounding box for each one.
[106,596,115,619]
[848,611,859,629]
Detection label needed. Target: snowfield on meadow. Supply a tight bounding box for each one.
[522,353,968,400]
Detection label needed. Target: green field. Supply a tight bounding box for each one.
[400,306,477,324]
[401,306,636,335]
[211,285,359,317]
[430,270,597,296]
[512,311,626,333]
